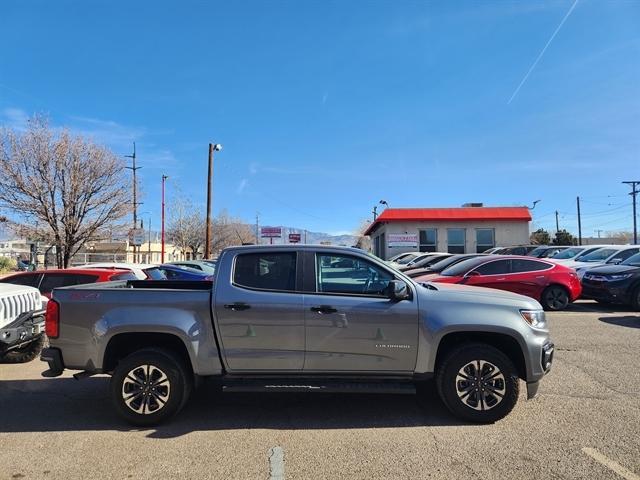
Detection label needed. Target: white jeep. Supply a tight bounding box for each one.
[0,283,46,363]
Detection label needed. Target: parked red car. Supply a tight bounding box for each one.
[0,268,137,298]
[424,256,581,311]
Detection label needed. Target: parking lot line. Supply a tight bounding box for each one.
[582,448,639,480]
[269,446,285,480]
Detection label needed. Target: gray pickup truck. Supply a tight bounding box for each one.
[41,245,554,425]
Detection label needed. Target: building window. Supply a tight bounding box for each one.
[476,228,495,253]
[447,228,466,254]
[419,229,437,252]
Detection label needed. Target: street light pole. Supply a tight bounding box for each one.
[161,175,168,263]
[205,143,222,258]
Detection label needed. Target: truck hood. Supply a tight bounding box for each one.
[419,281,542,310]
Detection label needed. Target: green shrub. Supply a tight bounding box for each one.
[0,257,18,273]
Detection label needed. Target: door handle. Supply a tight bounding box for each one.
[224,303,251,311]
[310,305,338,314]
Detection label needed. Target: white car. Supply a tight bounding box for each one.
[562,246,640,279]
[548,245,616,264]
[0,283,46,363]
[75,262,165,280]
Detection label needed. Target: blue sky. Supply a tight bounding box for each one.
[1,0,639,236]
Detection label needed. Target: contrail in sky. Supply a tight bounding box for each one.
[508,0,580,104]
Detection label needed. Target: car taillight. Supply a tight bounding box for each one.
[45,299,60,338]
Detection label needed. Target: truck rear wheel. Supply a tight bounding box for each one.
[110,348,192,426]
[436,343,519,423]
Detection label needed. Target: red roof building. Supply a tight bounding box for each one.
[365,205,532,259]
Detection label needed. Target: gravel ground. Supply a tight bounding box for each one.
[1,301,639,480]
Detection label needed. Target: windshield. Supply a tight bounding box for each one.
[144,267,167,280]
[552,247,584,259]
[396,253,421,264]
[440,257,488,276]
[578,248,618,262]
[622,253,640,266]
[528,247,548,256]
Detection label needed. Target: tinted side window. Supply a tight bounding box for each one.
[39,274,99,294]
[511,259,550,273]
[609,248,640,263]
[144,268,166,280]
[1,273,42,288]
[475,260,510,275]
[234,252,297,291]
[316,254,393,296]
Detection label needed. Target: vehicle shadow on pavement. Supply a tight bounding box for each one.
[599,315,640,329]
[0,377,471,437]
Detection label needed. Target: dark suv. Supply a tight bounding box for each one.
[581,252,640,310]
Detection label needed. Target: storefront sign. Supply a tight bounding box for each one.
[388,233,418,247]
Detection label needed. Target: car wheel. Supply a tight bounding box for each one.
[0,334,46,364]
[541,285,569,311]
[110,348,192,426]
[436,343,519,423]
[631,286,640,311]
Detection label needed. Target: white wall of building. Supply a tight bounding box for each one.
[371,221,530,259]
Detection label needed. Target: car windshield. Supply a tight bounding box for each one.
[579,249,618,262]
[144,267,167,280]
[552,247,584,259]
[622,253,640,266]
[440,257,488,276]
[396,253,420,264]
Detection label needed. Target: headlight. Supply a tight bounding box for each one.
[520,309,547,330]
[607,273,633,281]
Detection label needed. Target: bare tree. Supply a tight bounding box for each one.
[0,116,131,268]
[166,198,206,259]
[353,219,372,251]
[210,209,255,256]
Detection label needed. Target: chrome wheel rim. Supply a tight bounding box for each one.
[456,360,505,411]
[546,288,567,310]
[122,365,171,415]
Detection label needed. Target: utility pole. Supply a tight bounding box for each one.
[576,197,582,246]
[205,143,222,258]
[622,181,640,245]
[555,210,560,233]
[148,216,151,262]
[161,175,168,263]
[372,205,377,221]
[255,213,260,244]
[125,143,142,263]
[595,229,603,238]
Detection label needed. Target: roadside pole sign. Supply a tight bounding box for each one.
[129,228,146,246]
[288,233,301,243]
[261,227,282,238]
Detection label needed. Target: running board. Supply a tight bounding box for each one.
[222,381,416,394]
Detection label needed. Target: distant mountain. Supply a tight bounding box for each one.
[259,226,358,246]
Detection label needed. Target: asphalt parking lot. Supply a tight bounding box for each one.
[1,301,639,480]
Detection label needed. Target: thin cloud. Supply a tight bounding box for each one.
[508,0,579,104]
[237,178,249,194]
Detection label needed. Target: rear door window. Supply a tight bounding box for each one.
[39,273,99,295]
[1,273,42,288]
[475,260,511,275]
[233,252,297,291]
[144,268,166,280]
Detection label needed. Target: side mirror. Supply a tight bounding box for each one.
[464,270,481,278]
[609,258,622,265]
[386,280,410,301]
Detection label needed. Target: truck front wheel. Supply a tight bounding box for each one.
[110,349,192,426]
[436,343,519,423]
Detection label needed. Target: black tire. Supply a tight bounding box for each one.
[0,334,46,364]
[541,285,570,311]
[436,343,519,423]
[110,348,193,426]
[631,286,640,311]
